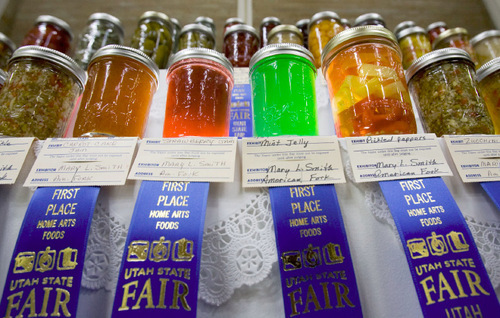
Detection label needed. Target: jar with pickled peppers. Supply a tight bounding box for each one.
[406,48,494,136]
[0,33,15,71]
[260,17,281,48]
[73,45,159,138]
[397,26,431,69]
[21,15,73,55]
[223,24,260,67]
[308,11,344,68]
[295,19,310,49]
[426,21,448,45]
[353,13,386,27]
[177,24,216,51]
[476,57,500,133]
[470,30,500,67]
[267,25,303,46]
[73,13,124,70]
[250,44,318,137]
[164,48,234,137]
[0,46,85,139]
[321,26,417,137]
[433,28,479,68]
[224,17,244,35]
[131,11,173,69]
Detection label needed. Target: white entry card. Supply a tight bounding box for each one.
[346,134,453,183]
[444,135,500,183]
[128,137,238,182]
[241,136,345,188]
[0,137,35,184]
[24,137,137,187]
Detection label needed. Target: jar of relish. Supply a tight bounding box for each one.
[22,15,73,54]
[73,13,124,70]
[131,11,173,69]
[177,24,216,51]
[397,26,431,69]
[260,17,281,48]
[426,21,448,45]
[308,11,344,68]
[224,17,244,35]
[295,19,310,49]
[476,57,500,133]
[322,26,417,137]
[0,32,16,71]
[267,25,304,46]
[223,24,260,67]
[433,27,479,68]
[470,30,500,67]
[353,13,386,27]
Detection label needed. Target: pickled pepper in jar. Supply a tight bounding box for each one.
[223,24,260,67]
[322,26,417,137]
[476,57,500,133]
[22,15,73,55]
[73,13,124,70]
[267,25,304,46]
[406,48,494,136]
[177,24,216,51]
[308,11,344,68]
[131,11,173,69]
[295,19,310,49]
[470,30,500,67]
[260,17,281,48]
[397,26,431,69]
[0,32,16,71]
[353,13,386,27]
[427,21,448,45]
[433,27,479,68]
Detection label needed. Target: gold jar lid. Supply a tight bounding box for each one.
[432,27,469,49]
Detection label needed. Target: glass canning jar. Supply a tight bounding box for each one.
[353,13,386,27]
[0,32,15,71]
[0,46,85,139]
[295,19,310,49]
[22,15,73,55]
[470,30,500,67]
[131,11,173,69]
[223,24,260,67]
[250,44,318,137]
[397,26,431,69]
[476,57,500,133]
[433,27,479,68]
[267,25,304,46]
[177,24,216,51]
[164,48,234,137]
[171,17,181,53]
[406,48,494,136]
[321,26,417,137]
[308,11,344,68]
[0,69,7,90]
[195,16,216,37]
[73,45,159,138]
[393,21,416,38]
[260,17,281,48]
[426,21,448,45]
[224,17,244,35]
[73,13,124,70]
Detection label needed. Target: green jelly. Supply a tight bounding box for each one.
[250,43,318,137]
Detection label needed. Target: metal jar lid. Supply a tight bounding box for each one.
[267,25,303,40]
[88,13,124,38]
[90,44,160,84]
[0,32,16,52]
[224,24,259,39]
[396,26,427,41]
[0,69,7,86]
[295,19,310,28]
[260,17,281,26]
[309,11,340,28]
[476,56,500,82]
[354,13,385,26]
[321,26,399,74]
[9,45,86,88]
[432,27,468,49]
[225,17,244,26]
[249,43,315,73]
[138,11,173,33]
[178,23,215,40]
[35,15,73,40]
[393,21,416,37]
[426,21,447,32]
[405,48,474,83]
[167,47,233,76]
[470,30,500,47]
[195,16,215,26]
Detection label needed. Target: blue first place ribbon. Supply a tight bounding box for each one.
[0,186,100,318]
[269,184,363,318]
[379,177,500,317]
[112,180,209,318]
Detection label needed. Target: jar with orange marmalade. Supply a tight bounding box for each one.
[321,26,417,137]
[308,11,344,68]
[73,45,159,138]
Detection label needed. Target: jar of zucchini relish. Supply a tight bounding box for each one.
[406,48,494,136]
[267,25,304,46]
[164,48,234,137]
[73,45,159,138]
[308,11,344,68]
[223,24,260,67]
[22,15,73,54]
[321,26,417,137]
[476,57,500,133]
[0,46,85,139]
[470,30,500,67]
[177,23,216,51]
[250,44,318,137]
[396,26,431,69]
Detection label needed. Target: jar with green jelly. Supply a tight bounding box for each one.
[249,43,318,137]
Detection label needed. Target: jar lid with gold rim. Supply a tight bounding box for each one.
[432,27,469,49]
[267,25,303,40]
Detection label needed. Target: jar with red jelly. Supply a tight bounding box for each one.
[223,24,260,67]
[22,15,73,55]
[426,21,448,45]
[260,17,281,47]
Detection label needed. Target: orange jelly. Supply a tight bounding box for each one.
[73,45,159,138]
[322,26,417,137]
